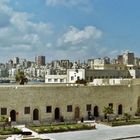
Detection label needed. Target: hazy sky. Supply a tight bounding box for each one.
[0,0,140,63]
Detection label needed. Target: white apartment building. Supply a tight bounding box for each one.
[45,69,85,84]
[67,69,85,83]
[123,51,134,65]
[45,75,67,83]
[9,68,17,77]
[91,78,131,86]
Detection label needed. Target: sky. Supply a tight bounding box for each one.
[0,0,140,63]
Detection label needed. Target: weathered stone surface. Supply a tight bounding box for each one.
[0,84,138,124]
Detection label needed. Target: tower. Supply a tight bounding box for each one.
[35,56,45,66]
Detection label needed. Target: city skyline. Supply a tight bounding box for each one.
[0,0,140,63]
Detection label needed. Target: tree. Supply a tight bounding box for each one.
[15,71,28,85]
[103,106,114,122]
[124,113,131,122]
[0,116,8,130]
[75,79,87,85]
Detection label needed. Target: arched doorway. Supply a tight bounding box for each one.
[33,109,39,120]
[118,104,123,115]
[94,106,99,117]
[55,108,60,120]
[138,96,140,108]
[10,110,16,122]
[75,107,80,119]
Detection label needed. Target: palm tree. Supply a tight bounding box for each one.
[15,70,28,85]
[103,106,114,122]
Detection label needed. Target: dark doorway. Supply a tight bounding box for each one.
[138,96,140,108]
[10,110,16,122]
[94,106,99,117]
[118,104,123,115]
[33,109,39,120]
[75,107,80,119]
[55,108,60,120]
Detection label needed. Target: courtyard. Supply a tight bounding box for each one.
[47,122,140,140]
[7,121,140,140]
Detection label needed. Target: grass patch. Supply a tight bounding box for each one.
[101,118,140,127]
[0,127,22,135]
[112,119,140,126]
[28,123,96,134]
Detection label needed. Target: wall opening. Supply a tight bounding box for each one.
[33,109,39,120]
[55,108,60,120]
[118,104,123,115]
[10,110,16,122]
[94,106,99,117]
[75,107,80,119]
[138,96,140,108]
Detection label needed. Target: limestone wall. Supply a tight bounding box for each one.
[0,84,139,124]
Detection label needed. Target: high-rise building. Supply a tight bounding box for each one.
[123,51,134,65]
[60,60,70,69]
[13,57,19,65]
[35,56,45,66]
[117,55,123,64]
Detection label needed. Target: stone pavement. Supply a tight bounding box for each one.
[6,122,140,140]
[47,122,140,140]
[15,124,38,136]
[6,125,55,140]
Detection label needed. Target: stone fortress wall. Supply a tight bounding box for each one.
[0,83,139,124]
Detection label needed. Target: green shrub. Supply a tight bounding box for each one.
[0,127,22,135]
[0,116,7,122]
[29,123,95,134]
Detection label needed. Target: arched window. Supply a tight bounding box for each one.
[94,106,99,117]
[71,76,74,81]
[138,96,140,108]
[118,104,123,115]
[55,108,60,120]
[90,76,93,82]
[10,110,16,122]
[33,109,39,120]
[75,107,80,119]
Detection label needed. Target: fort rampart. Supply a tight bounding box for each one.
[0,83,139,124]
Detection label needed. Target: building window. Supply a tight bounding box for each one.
[71,76,74,81]
[118,104,123,115]
[24,107,30,114]
[109,103,113,108]
[86,104,91,111]
[54,79,58,82]
[48,79,52,82]
[67,105,72,112]
[86,77,89,81]
[1,108,7,115]
[60,79,64,83]
[77,76,80,80]
[90,76,93,82]
[46,106,52,113]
